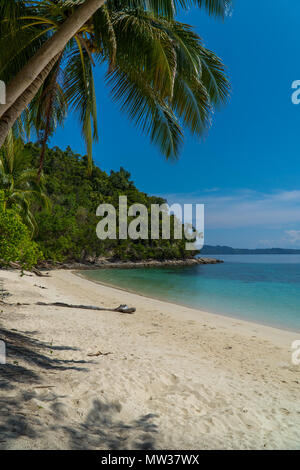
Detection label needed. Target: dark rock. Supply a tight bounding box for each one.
[34,257,223,271]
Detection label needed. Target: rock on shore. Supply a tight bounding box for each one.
[38,257,223,270]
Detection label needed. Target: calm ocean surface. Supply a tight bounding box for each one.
[82,255,300,331]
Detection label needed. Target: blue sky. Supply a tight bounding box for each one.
[51,0,300,248]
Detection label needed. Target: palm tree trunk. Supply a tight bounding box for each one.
[37,90,57,183]
[0,55,60,148]
[37,129,49,183]
[0,0,106,120]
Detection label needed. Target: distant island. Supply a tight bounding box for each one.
[200,245,300,255]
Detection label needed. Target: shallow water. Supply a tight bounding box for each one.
[82,255,300,331]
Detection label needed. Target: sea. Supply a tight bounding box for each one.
[82,255,300,332]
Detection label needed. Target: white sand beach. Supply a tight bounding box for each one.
[0,268,299,450]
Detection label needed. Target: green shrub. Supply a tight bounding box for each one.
[0,191,42,269]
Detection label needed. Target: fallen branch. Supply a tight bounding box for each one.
[0,300,136,314]
[36,302,136,314]
[87,351,113,357]
[33,385,55,389]
[31,267,50,277]
[0,301,30,306]
[0,261,51,277]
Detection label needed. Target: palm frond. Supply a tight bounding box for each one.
[0,0,231,167]
[106,0,231,19]
[63,42,98,173]
[107,66,183,159]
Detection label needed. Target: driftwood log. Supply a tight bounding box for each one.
[1,300,136,314]
[37,301,108,311]
[36,302,135,313]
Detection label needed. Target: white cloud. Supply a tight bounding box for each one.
[159,189,300,230]
[203,187,220,193]
[284,230,300,244]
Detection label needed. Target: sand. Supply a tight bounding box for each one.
[0,268,299,450]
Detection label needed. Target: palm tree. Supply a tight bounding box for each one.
[29,54,67,180]
[0,132,49,235]
[0,0,231,165]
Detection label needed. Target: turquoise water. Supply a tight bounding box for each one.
[82,255,300,331]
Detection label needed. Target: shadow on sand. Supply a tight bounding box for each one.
[61,400,158,450]
[0,326,159,449]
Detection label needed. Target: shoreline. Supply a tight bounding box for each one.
[75,270,300,336]
[36,257,223,271]
[0,268,299,449]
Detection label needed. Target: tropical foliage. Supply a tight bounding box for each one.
[0,1,231,269]
[0,0,231,171]
[0,190,42,269]
[25,143,199,262]
[0,133,49,235]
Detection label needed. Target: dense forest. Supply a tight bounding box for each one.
[17,143,198,265]
[0,0,229,270]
